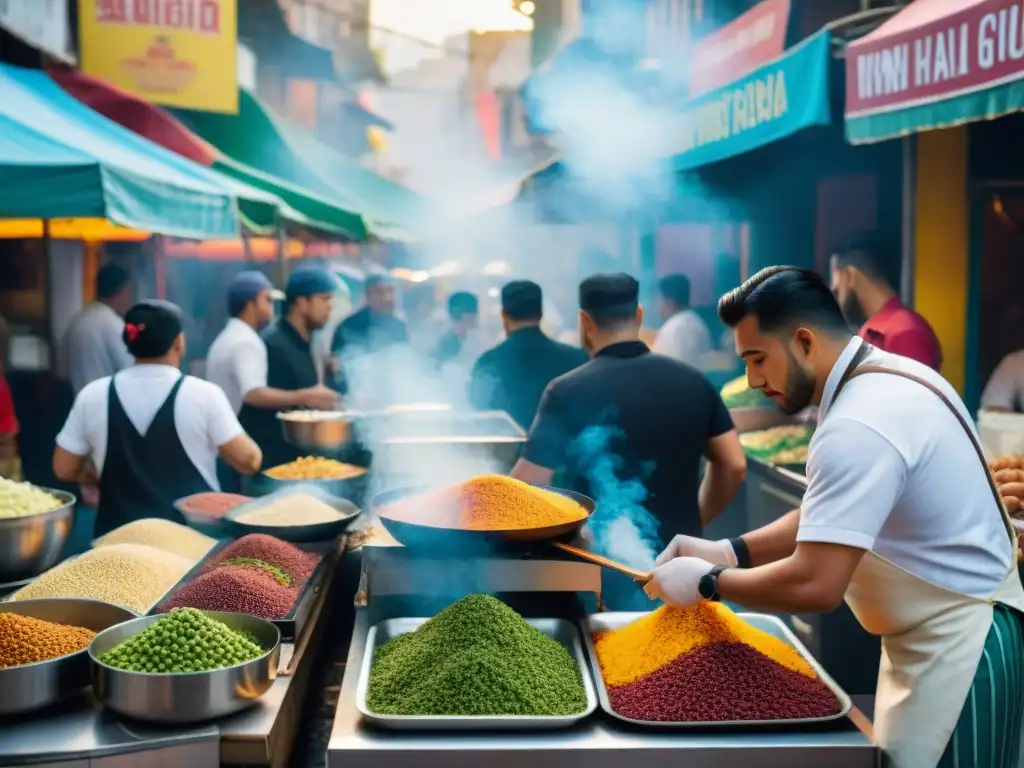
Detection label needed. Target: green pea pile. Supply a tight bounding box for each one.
[366,595,588,716]
[99,608,265,673]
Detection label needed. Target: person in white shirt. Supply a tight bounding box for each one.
[651,274,713,365]
[62,265,135,395]
[206,271,337,415]
[53,301,262,537]
[647,267,1024,768]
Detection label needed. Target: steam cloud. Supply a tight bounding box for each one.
[569,423,660,573]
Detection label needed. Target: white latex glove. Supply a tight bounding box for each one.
[644,557,715,607]
[654,535,737,568]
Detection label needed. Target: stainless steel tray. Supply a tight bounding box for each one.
[356,616,598,730]
[582,611,853,728]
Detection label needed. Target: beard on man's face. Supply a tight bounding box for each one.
[838,290,868,330]
[779,350,817,415]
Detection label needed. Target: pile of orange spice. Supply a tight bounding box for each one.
[593,603,816,687]
[0,613,97,668]
[379,475,588,531]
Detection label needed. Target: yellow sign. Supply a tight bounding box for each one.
[79,0,238,114]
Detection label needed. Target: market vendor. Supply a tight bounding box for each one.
[52,300,262,537]
[206,271,338,490]
[647,266,1024,768]
[830,237,942,370]
[509,273,747,610]
[239,268,340,469]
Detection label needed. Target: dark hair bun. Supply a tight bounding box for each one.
[122,300,184,358]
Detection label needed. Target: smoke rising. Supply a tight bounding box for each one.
[569,423,660,573]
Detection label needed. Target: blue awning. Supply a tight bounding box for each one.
[669,30,833,172]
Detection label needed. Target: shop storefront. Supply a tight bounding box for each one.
[845,0,1024,410]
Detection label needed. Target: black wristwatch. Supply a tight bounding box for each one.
[698,564,732,602]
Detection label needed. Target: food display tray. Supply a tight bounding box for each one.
[582,612,852,729]
[355,617,598,731]
[148,538,337,641]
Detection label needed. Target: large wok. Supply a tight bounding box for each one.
[371,485,595,553]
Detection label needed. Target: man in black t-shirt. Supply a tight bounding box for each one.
[469,281,588,429]
[510,273,746,607]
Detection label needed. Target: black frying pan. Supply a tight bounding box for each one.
[371,485,595,552]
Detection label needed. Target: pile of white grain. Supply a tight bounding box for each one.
[10,544,192,613]
[235,493,343,527]
[93,518,215,563]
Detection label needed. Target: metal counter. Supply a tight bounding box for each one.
[327,610,879,768]
[0,543,341,768]
[0,693,219,767]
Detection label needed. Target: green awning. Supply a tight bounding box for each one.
[173,93,367,240]
[175,89,434,240]
[272,116,435,239]
[214,155,365,238]
[0,64,242,239]
[843,1,1024,145]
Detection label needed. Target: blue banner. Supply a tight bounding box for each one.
[670,31,832,172]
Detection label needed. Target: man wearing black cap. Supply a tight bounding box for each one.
[469,281,587,429]
[53,301,263,536]
[510,273,747,608]
[62,264,134,395]
[239,268,340,468]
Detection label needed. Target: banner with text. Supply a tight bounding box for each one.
[671,31,831,173]
[690,0,791,96]
[846,0,1024,143]
[80,0,238,114]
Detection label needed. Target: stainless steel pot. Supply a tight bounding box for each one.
[0,598,137,716]
[278,411,353,450]
[89,610,281,723]
[0,488,76,582]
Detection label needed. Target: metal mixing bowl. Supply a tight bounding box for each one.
[89,610,281,723]
[0,488,76,583]
[278,411,353,450]
[0,598,137,716]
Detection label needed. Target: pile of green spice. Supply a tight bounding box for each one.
[366,595,587,716]
[100,608,265,673]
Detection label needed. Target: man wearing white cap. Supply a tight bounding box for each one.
[206,271,337,488]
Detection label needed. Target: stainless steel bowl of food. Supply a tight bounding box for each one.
[278,410,353,450]
[0,487,76,583]
[89,610,281,723]
[0,598,137,716]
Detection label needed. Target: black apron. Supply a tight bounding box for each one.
[238,322,310,470]
[96,374,211,537]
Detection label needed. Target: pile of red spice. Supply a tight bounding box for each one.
[210,535,320,583]
[178,492,251,518]
[607,643,841,722]
[594,604,841,723]
[159,565,296,619]
[157,535,322,621]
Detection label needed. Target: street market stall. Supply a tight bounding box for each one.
[326,477,878,768]
[0,473,346,768]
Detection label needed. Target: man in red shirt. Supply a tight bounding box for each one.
[830,238,942,370]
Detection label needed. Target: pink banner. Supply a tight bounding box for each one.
[846,0,1024,116]
[689,0,790,95]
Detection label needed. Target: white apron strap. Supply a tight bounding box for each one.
[846,364,1019,562]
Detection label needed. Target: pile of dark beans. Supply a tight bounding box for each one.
[608,642,841,722]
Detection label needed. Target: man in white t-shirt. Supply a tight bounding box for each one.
[645,267,1024,768]
[651,274,712,366]
[53,301,262,537]
[61,265,136,395]
[206,271,337,415]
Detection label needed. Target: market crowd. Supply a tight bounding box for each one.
[0,232,1021,768]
